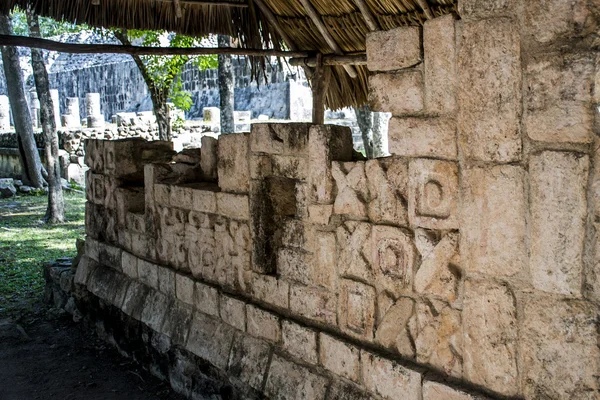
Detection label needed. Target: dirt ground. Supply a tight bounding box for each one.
[0,305,185,400]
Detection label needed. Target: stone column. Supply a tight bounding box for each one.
[0,95,9,131]
[62,97,80,128]
[85,93,104,128]
[49,89,61,129]
[30,91,40,128]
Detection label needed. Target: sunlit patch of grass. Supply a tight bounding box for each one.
[0,192,86,313]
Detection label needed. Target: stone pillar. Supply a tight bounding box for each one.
[30,91,40,128]
[85,93,104,128]
[49,89,61,129]
[62,97,80,128]
[0,95,9,131]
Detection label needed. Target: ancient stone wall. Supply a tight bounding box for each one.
[71,2,600,399]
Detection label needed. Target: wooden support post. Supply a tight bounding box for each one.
[352,0,379,31]
[416,0,434,20]
[297,0,358,79]
[311,54,331,125]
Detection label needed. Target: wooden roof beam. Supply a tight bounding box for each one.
[289,53,366,67]
[155,0,249,8]
[416,0,434,20]
[352,0,379,31]
[297,0,358,78]
[253,0,297,51]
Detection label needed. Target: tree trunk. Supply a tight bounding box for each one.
[0,13,46,188]
[218,35,234,134]
[27,9,64,223]
[355,105,373,159]
[114,29,171,141]
[372,111,385,158]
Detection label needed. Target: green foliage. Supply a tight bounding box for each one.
[10,8,89,37]
[0,193,86,313]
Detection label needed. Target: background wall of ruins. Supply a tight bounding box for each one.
[70,1,600,399]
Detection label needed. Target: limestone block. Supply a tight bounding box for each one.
[530,151,588,296]
[408,158,458,230]
[375,297,415,358]
[521,293,599,399]
[219,294,246,331]
[290,284,336,325]
[228,333,272,390]
[158,206,187,237]
[361,351,422,400]
[200,135,218,181]
[308,204,333,225]
[414,232,460,303]
[524,53,595,144]
[74,256,99,287]
[282,320,318,364]
[175,273,194,305]
[137,259,159,290]
[98,242,122,270]
[121,281,150,320]
[85,237,100,263]
[217,133,250,194]
[250,123,310,156]
[463,279,518,396]
[90,173,106,206]
[186,312,235,370]
[424,15,457,114]
[308,125,353,204]
[460,165,527,278]
[157,266,175,297]
[365,158,409,226]
[271,155,308,181]
[332,162,368,219]
[423,381,486,400]
[319,334,360,382]
[328,379,378,400]
[188,230,215,280]
[154,184,171,206]
[369,71,424,115]
[414,300,462,378]
[251,273,289,309]
[130,232,156,261]
[371,225,417,296]
[216,192,249,220]
[249,154,272,179]
[458,19,522,162]
[125,212,146,234]
[191,188,217,214]
[521,0,599,45]
[388,117,457,160]
[84,139,104,173]
[192,282,219,317]
[140,290,170,332]
[337,222,373,283]
[310,231,337,289]
[265,354,329,400]
[458,0,516,19]
[246,304,280,342]
[339,279,376,341]
[170,185,194,210]
[278,248,309,284]
[161,301,193,346]
[366,26,422,72]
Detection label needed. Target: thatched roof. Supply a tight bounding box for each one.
[3,0,456,109]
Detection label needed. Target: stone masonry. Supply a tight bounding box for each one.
[69,2,600,400]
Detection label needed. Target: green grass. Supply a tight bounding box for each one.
[0,192,86,313]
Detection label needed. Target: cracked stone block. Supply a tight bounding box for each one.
[170,185,194,210]
[458,18,522,162]
[74,256,99,287]
[530,151,588,296]
[246,304,280,342]
[290,284,336,325]
[375,297,415,358]
[371,225,417,296]
[186,312,235,370]
[521,293,599,399]
[228,333,272,390]
[141,290,170,333]
[282,320,318,364]
[193,281,219,317]
[250,123,311,156]
[424,15,457,114]
[219,294,246,331]
[98,242,122,270]
[367,26,421,72]
[272,155,308,181]
[251,273,289,309]
[524,52,595,144]
[414,232,460,303]
[389,117,457,160]
[338,279,376,341]
[361,351,422,400]
[265,354,328,400]
[409,158,458,230]
[369,70,424,115]
[200,135,218,181]
[365,158,409,226]
[137,259,159,290]
[319,334,360,382]
[463,279,518,396]
[460,165,527,278]
[217,132,250,194]
[175,273,194,305]
[121,280,150,320]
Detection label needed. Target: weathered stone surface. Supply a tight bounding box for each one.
[290,284,336,325]
[365,158,409,226]
[219,294,246,331]
[337,222,373,283]
[458,18,522,162]
[332,162,368,220]
[375,297,415,358]
[246,304,280,342]
[194,282,219,317]
[310,231,337,289]
[140,290,170,332]
[282,320,318,364]
[366,27,421,72]
[192,188,217,214]
[186,312,235,370]
[423,381,485,400]
[161,301,193,346]
[250,123,310,156]
[121,280,150,320]
[463,279,518,396]
[74,256,99,287]
[137,259,159,290]
[369,71,424,115]
[372,225,417,296]
[525,53,595,144]
[121,251,138,279]
[424,15,457,114]
[228,333,271,390]
[389,117,457,160]
[414,232,460,303]
[460,165,527,278]
[272,155,307,181]
[530,151,588,296]
[319,334,360,381]
[339,279,375,341]
[157,266,175,297]
[265,354,328,400]
[251,274,289,309]
[458,0,516,18]
[277,247,309,284]
[216,193,249,220]
[170,185,194,210]
[217,133,249,194]
[175,273,194,305]
[361,351,422,400]
[521,294,599,399]
[328,379,378,400]
[200,135,218,181]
